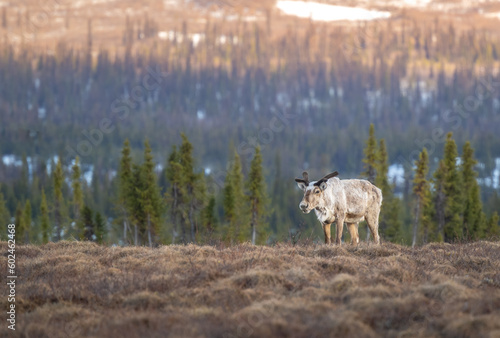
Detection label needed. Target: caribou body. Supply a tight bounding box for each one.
[295,171,382,245]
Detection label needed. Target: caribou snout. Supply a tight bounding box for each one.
[299,202,310,213]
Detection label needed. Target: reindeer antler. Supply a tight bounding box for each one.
[314,171,339,186]
[295,171,310,185]
[302,171,309,182]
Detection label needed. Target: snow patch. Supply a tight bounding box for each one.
[276,1,391,22]
[388,164,405,186]
[493,157,500,189]
[38,107,46,119]
[485,12,500,20]
[197,109,206,120]
[158,31,205,47]
[2,155,21,167]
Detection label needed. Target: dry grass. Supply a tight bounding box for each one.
[1,240,500,337]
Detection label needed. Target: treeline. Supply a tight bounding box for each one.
[361,125,499,245]
[115,135,270,245]
[1,129,498,246]
[0,134,272,245]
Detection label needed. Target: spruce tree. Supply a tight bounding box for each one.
[461,142,483,239]
[432,161,446,242]
[179,133,206,243]
[420,188,436,243]
[412,148,430,247]
[442,132,462,242]
[15,203,24,243]
[23,200,32,243]
[375,139,391,196]
[30,173,42,224]
[95,212,105,243]
[376,139,391,233]
[468,185,485,239]
[0,192,9,241]
[362,123,378,183]
[130,163,146,245]
[384,200,402,243]
[270,152,291,240]
[14,154,29,202]
[201,195,218,237]
[375,139,401,242]
[71,156,84,222]
[53,158,65,241]
[223,151,246,242]
[485,212,499,237]
[118,139,133,244]
[165,145,185,243]
[82,206,94,241]
[40,189,50,243]
[246,146,269,245]
[141,139,163,246]
[179,133,196,242]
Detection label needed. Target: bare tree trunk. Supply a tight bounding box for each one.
[147,213,152,248]
[172,222,177,244]
[55,200,61,241]
[134,224,138,246]
[123,220,127,245]
[251,205,257,245]
[189,201,196,244]
[25,223,30,243]
[366,225,370,241]
[412,199,421,248]
[180,214,187,244]
[436,187,445,240]
[171,185,178,244]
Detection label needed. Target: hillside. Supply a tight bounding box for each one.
[3,0,500,52]
[1,240,500,337]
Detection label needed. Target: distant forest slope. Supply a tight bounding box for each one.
[1,240,499,337]
[1,3,500,178]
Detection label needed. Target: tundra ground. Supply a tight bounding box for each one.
[1,240,500,337]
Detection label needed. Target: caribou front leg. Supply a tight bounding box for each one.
[322,223,332,244]
[335,215,345,245]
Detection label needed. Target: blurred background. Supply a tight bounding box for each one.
[0,0,499,244]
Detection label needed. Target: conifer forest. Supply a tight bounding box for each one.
[0,0,499,246]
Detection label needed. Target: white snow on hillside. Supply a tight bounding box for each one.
[485,12,500,20]
[276,1,391,22]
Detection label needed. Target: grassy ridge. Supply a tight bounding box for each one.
[1,241,500,337]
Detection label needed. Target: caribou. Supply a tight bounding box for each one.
[295,171,382,245]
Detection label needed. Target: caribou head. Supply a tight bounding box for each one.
[295,171,339,213]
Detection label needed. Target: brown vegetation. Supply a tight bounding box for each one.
[4,0,500,55]
[1,240,500,337]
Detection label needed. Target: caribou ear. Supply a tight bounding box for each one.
[295,179,307,191]
[319,181,328,191]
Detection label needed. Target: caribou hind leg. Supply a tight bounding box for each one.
[366,213,380,245]
[347,223,359,245]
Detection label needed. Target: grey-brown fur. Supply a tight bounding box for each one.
[295,172,382,245]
